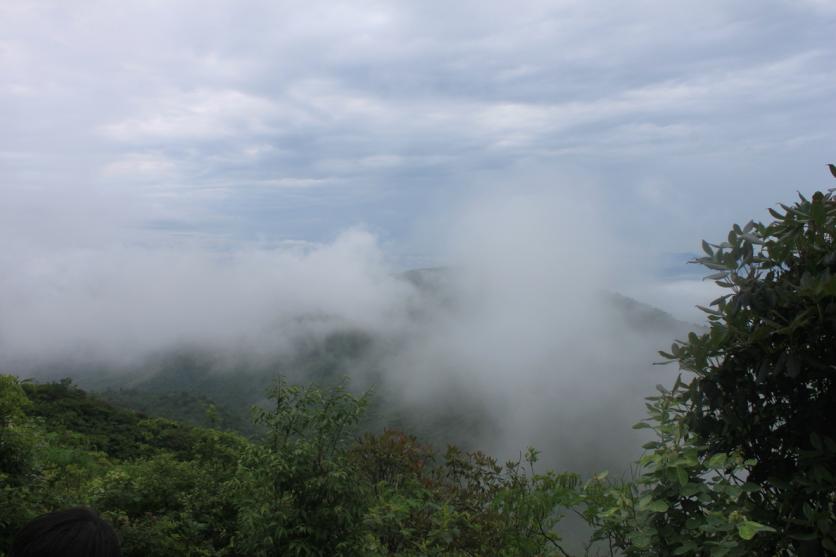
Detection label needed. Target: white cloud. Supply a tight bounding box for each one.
[101,89,282,141]
[626,279,724,324]
[0,0,834,288]
[0,228,406,364]
[101,153,177,178]
[249,177,338,189]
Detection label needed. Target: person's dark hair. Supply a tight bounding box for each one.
[9,507,121,557]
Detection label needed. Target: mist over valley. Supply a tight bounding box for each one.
[3,199,702,474]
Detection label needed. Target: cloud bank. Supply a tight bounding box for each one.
[0,186,690,472]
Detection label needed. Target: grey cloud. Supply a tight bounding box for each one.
[2,1,833,252]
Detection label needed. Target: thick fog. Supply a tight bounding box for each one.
[0,229,407,365]
[0,185,700,473]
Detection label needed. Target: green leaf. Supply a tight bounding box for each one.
[829,163,836,179]
[698,305,723,316]
[709,545,733,557]
[706,453,727,468]
[703,261,734,271]
[631,532,652,549]
[681,483,701,497]
[811,195,826,226]
[647,499,669,513]
[673,541,699,554]
[789,531,819,541]
[737,520,776,540]
[809,432,823,451]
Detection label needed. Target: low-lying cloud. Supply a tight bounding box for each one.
[0,228,407,366]
[0,187,693,472]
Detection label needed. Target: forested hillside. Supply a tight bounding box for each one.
[1,376,586,556]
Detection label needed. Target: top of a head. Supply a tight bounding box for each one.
[9,508,122,557]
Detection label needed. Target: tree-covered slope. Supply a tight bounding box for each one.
[1,375,582,556]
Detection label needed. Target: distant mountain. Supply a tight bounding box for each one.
[25,267,703,470]
[606,290,701,336]
[402,266,700,335]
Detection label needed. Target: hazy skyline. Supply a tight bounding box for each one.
[2,0,835,328]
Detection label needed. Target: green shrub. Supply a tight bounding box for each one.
[587,182,836,556]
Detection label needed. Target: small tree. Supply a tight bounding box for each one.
[228,378,371,557]
[0,375,37,551]
[591,171,836,556]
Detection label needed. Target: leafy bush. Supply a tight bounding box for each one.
[588,182,836,556]
[228,378,371,556]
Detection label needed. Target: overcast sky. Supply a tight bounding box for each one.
[1,0,835,311]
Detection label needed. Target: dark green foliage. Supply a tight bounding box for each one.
[20,379,243,462]
[676,189,836,554]
[1,377,249,557]
[353,431,579,556]
[0,376,34,480]
[92,453,239,556]
[84,333,374,439]
[0,376,38,551]
[589,183,836,556]
[685,192,836,487]
[1,376,579,556]
[100,388,250,433]
[229,378,371,556]
[583,383,781,556]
